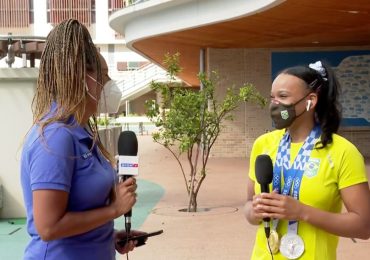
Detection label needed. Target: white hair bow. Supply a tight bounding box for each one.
[309,61,327,80]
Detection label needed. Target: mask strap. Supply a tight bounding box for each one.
[86,74,104,91]
[85,83,98,102]
[293,92,312,118]
[292,92,311,106]
[86,73,97,82]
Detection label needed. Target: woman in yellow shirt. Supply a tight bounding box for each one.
[244,61,370,259]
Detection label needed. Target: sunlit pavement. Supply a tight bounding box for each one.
[1,135,368,259]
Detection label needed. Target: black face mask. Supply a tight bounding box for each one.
[269,94,309,129]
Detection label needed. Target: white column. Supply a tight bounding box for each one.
[126,100,130,116]
[0,68,38,218]
[33,0,52,37]
[22,53,27,67]
[95,0,115,43]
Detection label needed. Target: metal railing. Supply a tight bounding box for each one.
[0,34,46,67]
[125,0,151,7]
[116,62,169,100]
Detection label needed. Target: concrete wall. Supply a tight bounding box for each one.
[0,68,123,218]
[128,91,157,116]
[0,68,37,218]
[208,48,370,158]
[339,128,370,158]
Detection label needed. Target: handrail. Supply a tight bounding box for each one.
[122,63,167,89]
[126,0,151,7]
[0,35,46,42]
[116,63,169,100]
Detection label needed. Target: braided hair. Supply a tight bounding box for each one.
[32,19,114,164]
[282,61,342,148]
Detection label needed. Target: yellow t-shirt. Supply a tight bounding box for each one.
[248,129,368,260]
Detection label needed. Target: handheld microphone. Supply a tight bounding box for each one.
[255,154,273,238]
[117,130,139,235]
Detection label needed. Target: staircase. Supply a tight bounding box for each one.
[116,63,169,101]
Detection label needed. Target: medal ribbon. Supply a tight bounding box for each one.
[272,125,321,233]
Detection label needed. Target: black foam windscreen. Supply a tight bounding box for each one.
[117,131,138,156]
[255,154,273,185]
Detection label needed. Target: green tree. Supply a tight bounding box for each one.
[146,53,266,212]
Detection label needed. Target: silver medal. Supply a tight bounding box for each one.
[279,233,304,259]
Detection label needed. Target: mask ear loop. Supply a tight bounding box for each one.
[306,100,312,111]
[85,83,98,102]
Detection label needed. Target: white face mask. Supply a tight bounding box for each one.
[98,80,122,114]
[86,77,122,114]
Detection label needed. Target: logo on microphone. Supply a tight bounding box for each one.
[120,163,139,168]
[118,155,139,176]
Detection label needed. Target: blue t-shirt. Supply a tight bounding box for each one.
[21,115,117,259]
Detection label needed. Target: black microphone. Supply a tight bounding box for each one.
[117,130,138,235]
[255,154,273,238]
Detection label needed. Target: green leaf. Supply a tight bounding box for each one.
[144,53,267,212]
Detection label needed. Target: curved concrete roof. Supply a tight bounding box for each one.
[110,0,370,86]
[110,0,284,47]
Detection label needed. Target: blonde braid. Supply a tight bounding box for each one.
[32,19,115,165]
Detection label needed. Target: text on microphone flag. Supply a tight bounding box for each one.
[120,163,139,168]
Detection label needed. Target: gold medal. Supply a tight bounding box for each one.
[267,229,280,254]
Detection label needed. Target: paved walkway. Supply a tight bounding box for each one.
[0,134,369,259]
[122,135,370,260]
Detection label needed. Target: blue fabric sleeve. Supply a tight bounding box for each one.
[28,126,75,192]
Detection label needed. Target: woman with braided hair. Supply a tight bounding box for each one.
[21,19,144,259]
[244,61,370,259]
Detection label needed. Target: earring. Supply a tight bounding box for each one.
[306,100,312,111]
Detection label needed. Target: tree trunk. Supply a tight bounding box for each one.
[188,190,197,212]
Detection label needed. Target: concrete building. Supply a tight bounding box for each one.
[0,0,149,76]
[109,0,370,158]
